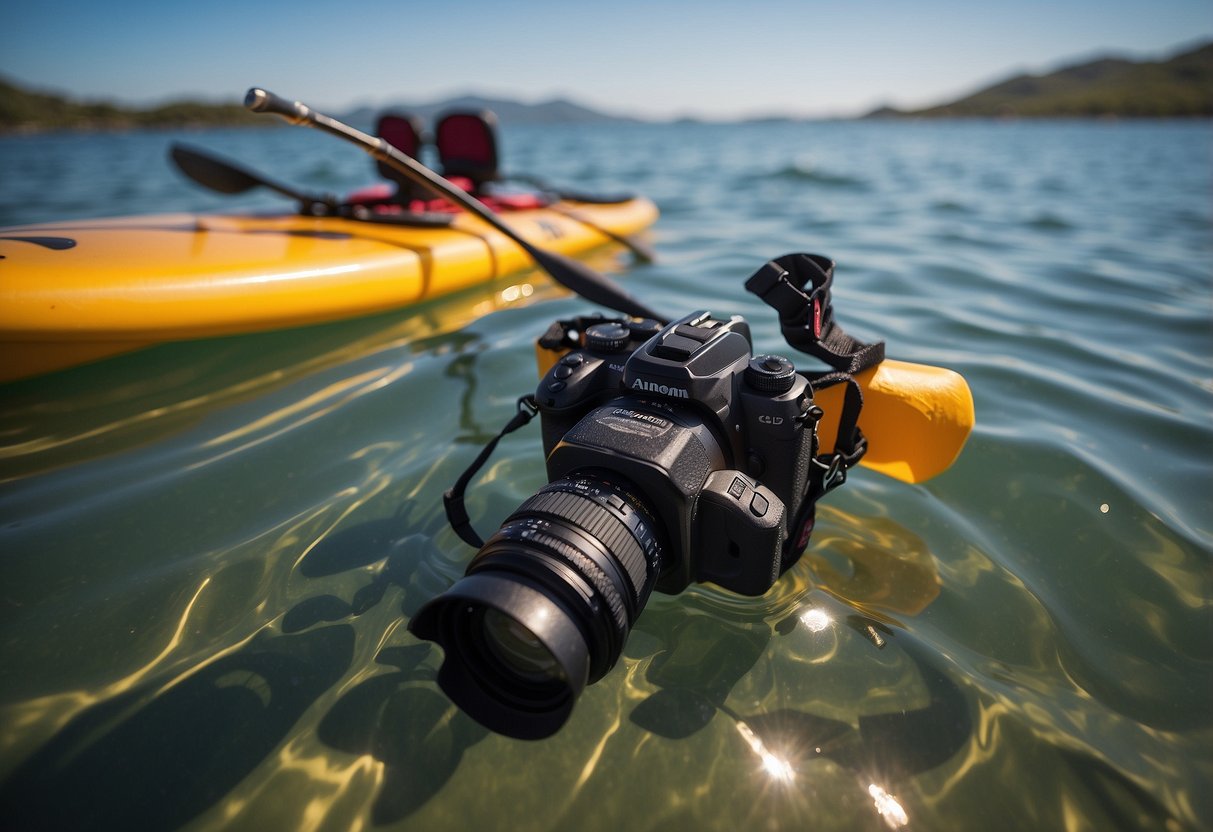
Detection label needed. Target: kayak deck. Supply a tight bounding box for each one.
[0,198,658,381]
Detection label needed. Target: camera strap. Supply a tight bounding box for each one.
[744,252,885,375]
[444,394,539,548]
[745,252,882,470]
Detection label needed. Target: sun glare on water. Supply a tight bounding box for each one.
[734,721,796,783]
[868,783,909,828]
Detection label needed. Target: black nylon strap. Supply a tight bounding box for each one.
[810,372,868,463]
[782,374,868,570]
[443,395,539,548]
[746,252,884,466]
[745,253,885,375]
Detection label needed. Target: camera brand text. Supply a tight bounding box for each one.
[631,378,689,398]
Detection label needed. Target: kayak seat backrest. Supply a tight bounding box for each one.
[435,110,500,192]
[376,112,427,200]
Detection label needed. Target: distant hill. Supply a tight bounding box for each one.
[867,41,1213,119]
[343,94,641,126]
[0,79,642,133]
[0,78,264,133]
[6,39,1210,134]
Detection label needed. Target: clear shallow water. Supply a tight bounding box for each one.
[1,119,1210,831]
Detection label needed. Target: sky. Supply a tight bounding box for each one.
[4,0,1210,119]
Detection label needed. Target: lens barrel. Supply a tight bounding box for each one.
[409,472,664,739]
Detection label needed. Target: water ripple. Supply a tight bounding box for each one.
[2,119,1210,831]
[759,163,871,190]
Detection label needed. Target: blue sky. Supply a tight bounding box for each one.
[4,0,1210,118]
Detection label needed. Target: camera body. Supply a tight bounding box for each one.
[534,311,819,596]
[412,254,886,740]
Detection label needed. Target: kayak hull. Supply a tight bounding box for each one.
[0,198,658,381]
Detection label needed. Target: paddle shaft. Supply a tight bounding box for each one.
[245,88,666,321]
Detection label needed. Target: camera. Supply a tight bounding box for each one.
[410,308,827,739]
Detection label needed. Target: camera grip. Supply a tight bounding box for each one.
[693,471,785,596]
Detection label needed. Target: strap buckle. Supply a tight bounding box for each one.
[517,394,539,419]
[813,454,848,493]
[810,424,869,497]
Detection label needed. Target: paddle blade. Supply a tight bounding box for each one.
[815,359,975,483]
[170,144,260,194]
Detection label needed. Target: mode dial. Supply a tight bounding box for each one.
[745,354,797,394]
[584,322,632,353]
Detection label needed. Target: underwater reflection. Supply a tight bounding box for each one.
[626,503,968,828]
[803,504,941,617]
[0,276,539,481]
[315,644,489,825]
[272,332,553,823]
[0,328,510,831]
[629,601,969,828]
[0,625,355,832]
[285,519,485,823]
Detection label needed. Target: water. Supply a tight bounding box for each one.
[1,119,1210,831]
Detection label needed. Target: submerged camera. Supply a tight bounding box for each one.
[410,308,829,739]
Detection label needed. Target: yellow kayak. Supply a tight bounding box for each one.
[0,197,658,382]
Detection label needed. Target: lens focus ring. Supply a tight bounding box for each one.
[515,488,650,600]
[496,518,630,636]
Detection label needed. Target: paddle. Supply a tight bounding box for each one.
[545,203,657,263]
[504,173,637,205]
[245,88,667,323]
[171,143,458,228]
[170,144,337,214]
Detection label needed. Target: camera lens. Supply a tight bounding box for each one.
[409,472,664,739]
[481,608,564,683]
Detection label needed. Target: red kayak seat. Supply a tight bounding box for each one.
[375,112,428,201]
[351,109,552,213]
[434,110,500,192]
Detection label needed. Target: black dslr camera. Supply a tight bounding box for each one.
[533,310,820,596]
[410,254,876,740]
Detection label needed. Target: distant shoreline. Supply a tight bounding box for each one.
[3,114,1210,138]
[5,116,1213,138]
[3,40,1209,134]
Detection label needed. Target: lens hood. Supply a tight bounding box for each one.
[409,573,589,740]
